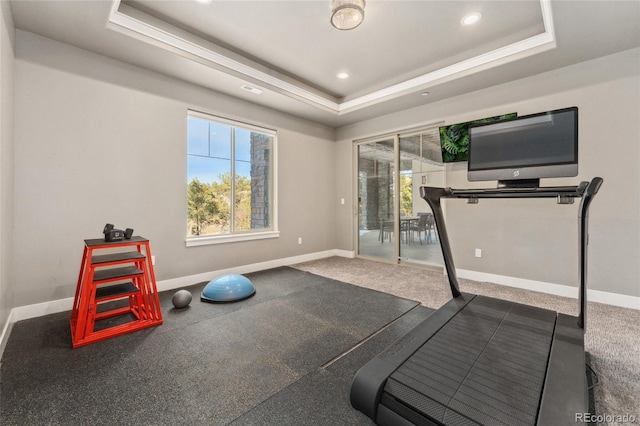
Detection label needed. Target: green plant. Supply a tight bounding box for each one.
[439,113,517,162]
[440,124,469,162]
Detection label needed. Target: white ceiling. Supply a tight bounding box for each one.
[9,0,640,128]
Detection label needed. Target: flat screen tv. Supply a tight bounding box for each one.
[467,107,578,187]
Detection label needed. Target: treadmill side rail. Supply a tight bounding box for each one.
[537,313,588,425]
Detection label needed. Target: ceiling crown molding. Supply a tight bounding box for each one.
[106,0,556,116]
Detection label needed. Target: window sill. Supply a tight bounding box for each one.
[186,231,280,247]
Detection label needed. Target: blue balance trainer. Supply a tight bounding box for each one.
[201,274,256,303]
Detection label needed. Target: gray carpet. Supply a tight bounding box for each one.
[0,267,424,425]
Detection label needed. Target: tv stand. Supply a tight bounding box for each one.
[444,180,590,203]
[497,178,540,188]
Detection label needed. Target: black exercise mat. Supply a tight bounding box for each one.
[1,267,419,425]
[231,305,435,426]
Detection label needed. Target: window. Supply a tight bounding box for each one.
[186,111,277,246]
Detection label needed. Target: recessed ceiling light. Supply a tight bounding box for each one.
[194,0,213,4]
[461,12,481,26]
[421,91,430,96]
[241,85,263,95]
[337,72,350,79]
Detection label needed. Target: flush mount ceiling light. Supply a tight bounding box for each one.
[461,12,482,26]
[330,0,366,30]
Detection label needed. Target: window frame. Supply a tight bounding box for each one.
[186,110,279,247]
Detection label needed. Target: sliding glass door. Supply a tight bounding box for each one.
[357,139,397,262]
[398,131,444,267]
[356,128,444,267]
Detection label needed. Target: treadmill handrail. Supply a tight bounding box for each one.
[577,178,603,329]
[419,177,603,331]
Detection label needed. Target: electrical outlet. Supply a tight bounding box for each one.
[340,198,345,205]
[152,255,156,265]
[298,237,303,245]
[475,248,482,258]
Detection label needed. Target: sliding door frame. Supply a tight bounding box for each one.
[353,121,444,265]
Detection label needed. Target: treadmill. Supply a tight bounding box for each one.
[350,177,602,426]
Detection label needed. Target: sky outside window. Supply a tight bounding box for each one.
[188,117,232,184]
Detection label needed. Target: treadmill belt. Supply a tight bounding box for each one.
[382,296,556,426]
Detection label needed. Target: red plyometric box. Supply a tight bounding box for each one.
[70,237,163,348]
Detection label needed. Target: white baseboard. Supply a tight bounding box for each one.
[587,288,640,310]
[457,269,579,298]
[9,296,76,323]
[0,310,15,357]
[457,269,640,310]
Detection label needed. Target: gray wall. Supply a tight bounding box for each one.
[336,48,640,298]
[12,31,337,307]
[0,1,15,337]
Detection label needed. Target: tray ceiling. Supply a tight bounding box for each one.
[10,0,640,127]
